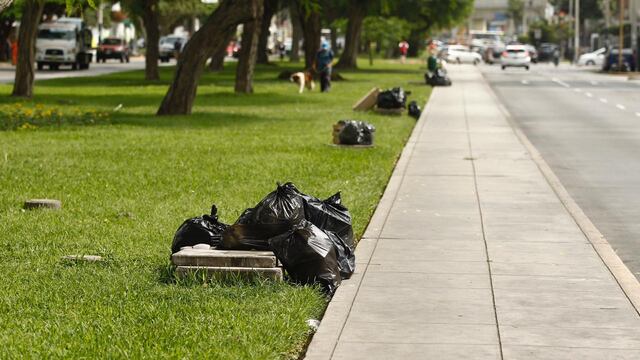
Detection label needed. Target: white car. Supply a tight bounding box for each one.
[445,45,482,65]
[501,45,531,70]
[578,47,606,66]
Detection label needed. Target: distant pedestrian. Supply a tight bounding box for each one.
[278,42,286,61]
[399,40,409,64]
[315,42,334,92]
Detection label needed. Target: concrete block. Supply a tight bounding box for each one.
[172,248,277,268]
[24,199,61,210]
[175,266,283,281]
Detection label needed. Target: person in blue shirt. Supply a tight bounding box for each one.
[315,42,334,92]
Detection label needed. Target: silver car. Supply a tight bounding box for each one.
[501,45,531,70]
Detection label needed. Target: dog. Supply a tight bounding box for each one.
[290,71,315,93]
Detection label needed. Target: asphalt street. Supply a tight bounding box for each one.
[481,62,640,280]
[0,57,165,84]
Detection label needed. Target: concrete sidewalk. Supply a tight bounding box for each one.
[305,65,640,359]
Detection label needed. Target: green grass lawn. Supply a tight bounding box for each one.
[0,59,430,358]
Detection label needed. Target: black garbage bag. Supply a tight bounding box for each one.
[220,183,356,280]
[171,205,228,253]
[220,183,306,250]
[425,69,452,87]
[268,220,342,295]
[302,192,354,250]
[408,101,421,120]
[239,183,306,225]
[377,87,407,109]
[338,120,375,145]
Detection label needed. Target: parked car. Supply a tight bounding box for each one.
[537,43,558,62]
[578,47,606,66]
[501,45,531,70]
[159,36,187,62]
[602,48,636,72]
[444,45,482,65]
[97,37,130,63]
[524,44,538,63]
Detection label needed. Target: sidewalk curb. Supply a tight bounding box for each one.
[303,89,438,360]
[481,72,640,316]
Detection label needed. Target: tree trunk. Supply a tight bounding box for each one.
[329,25,338,54]
[235,8,263,93]
[289,5,301,62]
[407,29,422,57]
[335,2,365,69]
[142,0,160,81]
[208,26,236,72]
[256,0,276,64]
[12,0,43,98]
[297,4,320,70]
[157,0,261,116]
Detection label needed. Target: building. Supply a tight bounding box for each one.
[469,0,553,36]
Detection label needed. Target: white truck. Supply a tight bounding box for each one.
[35,18,93,71]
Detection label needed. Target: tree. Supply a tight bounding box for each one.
[295,0,320,69]
[0,0,13,13]
[157,0,262,116]
[140,0,160,80]
[335,1,366,69]
[395,0,474,57]
[12,0,44,98]
[235,3,264,93]
[256,0,277,64]
[361,16,410,65]
[507,0,524,32]
[288,3,301,62]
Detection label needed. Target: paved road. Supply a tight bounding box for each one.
[0,57,169,84]
[481,62,640,281]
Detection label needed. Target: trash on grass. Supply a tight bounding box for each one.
[333,120,376,146]
[269,220,342,295]
[218,182,355,294]
[306,319,321,332]
[408,101,421,120]
[377,87,408,109]
[171,205,228,253]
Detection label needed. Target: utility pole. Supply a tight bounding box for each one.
[620,0,625,71]
[632,0,638,70]
[574,0,580,63]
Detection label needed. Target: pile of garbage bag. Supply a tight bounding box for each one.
[377,87,408,109]
[425,68,452,87]
[171,183,356,296]
[335,120,375,146]
[408,101,421,120]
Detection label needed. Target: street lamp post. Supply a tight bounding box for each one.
[574,0,580,63]
[620,0,625,71]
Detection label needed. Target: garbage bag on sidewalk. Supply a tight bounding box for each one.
[171,205,228,253]
[377,87,407,109]
[408,101,421,120]
[425,69,452,87]
[337,120,376,145]
[268,220,342,295]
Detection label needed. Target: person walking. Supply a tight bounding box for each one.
[398,40,409,64]
[315,42,334,92]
